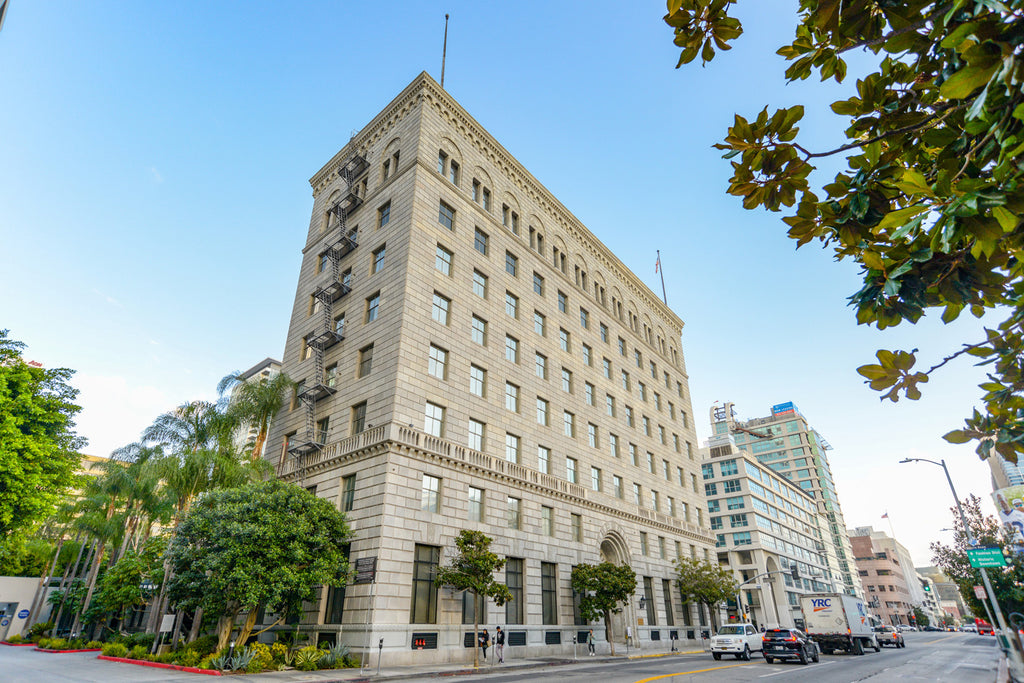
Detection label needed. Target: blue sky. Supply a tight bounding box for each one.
[1,1,994,565]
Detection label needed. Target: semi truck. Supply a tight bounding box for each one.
[800,593,880,655]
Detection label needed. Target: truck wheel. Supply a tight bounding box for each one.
[712,653,721,660]
[742,645,751,661]
[873,639,880,653]
[853,638,864,655]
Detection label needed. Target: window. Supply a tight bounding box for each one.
[720,460,739,476]
[588,423,598,448]
[341,474,356,512]
[428,344,447,380]
[505,433,520,463]
[325,363,337,388]
[583,382,594,406]
[541,562,557,624]
[301,335,313,361]
[561,368,573,393]
[668,496,675,517]
[557,291,568,313]
[471,316,487,345]
[640,532,649,556]
[542,506,554,536]
[625,405,634,427]
[635,349,643,368]
[651,490,660,512]
[472,270,487,298]
[424,402,445,437]
[502,290,519,318]
[438,201,455,230]
[437,150,447,174]
[638,382,646,401]
[642,416,651,436]
[449,160,459,185]
[505,335,519,363]
[505,251,518,276]
[613,475,623,499]
[566,456,578,483]
[482,188,491,211]
[536,397,549,425]
[505,382,519,412]
[358,344,374,378]
[431,292,450,325]
[723,479,742,493]
[603,358,611,379]
[591,466,601,491]
[629,443,638,466]
[733,532,752,546]
[535,352,547,379]
[365,292,380,323]
[659,537,667,560]
[472,178,480,202]
[609,433,619,458]
[621,370,630,391]
[726,496,744,510]
[538,445,550,474]
[351,402,366,434]
[316,417,329,444]
[422,474,441,512]
[606,395,616,417]
[468,486,484,522]
[378,201,390,228]
[662,460,671,481]
[534,311,546,336]
[533,272,544,295]
[435,244,453,275]
[563,411,575,438]
[474,228,488,255]
[729,513,748,528]
[647,452,654,473]
[618,337,626,355]
[580,308,589,329]
[506,558,524,624]
[469,365,486,396]
[371,244,386,273]
[507,496,521,529]
[581,343,592,366]
[600,323,609,342]
[559,328,570,352]
[634,483,642,506]
[410,544,440,624]
[468,419,485,451]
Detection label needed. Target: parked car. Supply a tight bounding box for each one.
[762,628,820,665]
[961,624,977,633]
[710,623,764,660]
[874,625,906,648]
[897,625,916,632]
[923,625,942,632]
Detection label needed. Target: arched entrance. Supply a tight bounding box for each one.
[763,556,788,628]
[600,531,631,644]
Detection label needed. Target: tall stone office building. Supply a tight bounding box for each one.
[709,402,863,598]
[263,73,714,664]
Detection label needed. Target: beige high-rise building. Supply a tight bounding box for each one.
[263,72,714,665]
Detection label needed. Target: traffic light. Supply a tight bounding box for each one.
[791,565,800,581]
[923,584,931,592]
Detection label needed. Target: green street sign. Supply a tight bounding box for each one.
[967,546,1007,568]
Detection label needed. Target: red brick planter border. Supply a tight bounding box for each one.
[98,655,223,676]
[1,641,37,647]
[35,647,104,653]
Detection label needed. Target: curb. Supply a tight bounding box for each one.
[35,647,104,653]
[1,641,37,647]
[98,655,223,676]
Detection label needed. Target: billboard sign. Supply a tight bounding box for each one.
[771,402,797,416]
[993,485,1024,546]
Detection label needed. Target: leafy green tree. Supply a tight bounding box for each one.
[674,555,739,631]
[0,330,84,538]
[166,480,353,652]
[0,534,56,577]
[665,1,1024,461]
[570,562,637,656]
[217,370,294,463]
[930,494,1023,617]
[435,530,512,667]
[913,605,931,627]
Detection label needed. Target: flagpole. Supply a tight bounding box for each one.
[441,14,450,89]
[657,250,667,305]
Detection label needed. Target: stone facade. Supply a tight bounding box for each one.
[263,72,714,665]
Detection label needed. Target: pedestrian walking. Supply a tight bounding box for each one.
[588,628,596,655]
[495,626,505,663]
[479,628,489,661]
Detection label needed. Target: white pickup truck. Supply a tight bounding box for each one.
[710,623,763,660]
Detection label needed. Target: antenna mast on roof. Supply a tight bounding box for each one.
[441,14,450,89]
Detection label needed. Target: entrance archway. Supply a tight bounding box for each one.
[599,531,631,644]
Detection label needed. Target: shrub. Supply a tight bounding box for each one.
[27,621,53,640]
[36,637,51,649]
[230,646,256,672]
[156,652,176,664]
[86,640,103,649]
[186,634,219,657]
[342,653,359,668]
[247,642,272,672]
[177,649,201,668]
[125,632,156,650]
[198,653,218,670]
[318,641,350,668]
[209,652,232,671]
[102,642,129,657]
[6,634,23,644]
[67,638,85,650]
[128,644,150,660]
[294,645,320,671]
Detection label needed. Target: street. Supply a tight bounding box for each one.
[0,631,1000,682]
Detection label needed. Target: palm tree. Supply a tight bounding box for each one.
[217,370,294,463]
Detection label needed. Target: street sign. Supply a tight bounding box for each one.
[974,585,987,600]
[354,556,377,584]
[967,546,1006,568]
[159,614,175,633]
[17,609,29,619]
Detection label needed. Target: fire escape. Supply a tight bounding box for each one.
[288,153,369,465]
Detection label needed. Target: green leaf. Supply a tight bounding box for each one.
[943,430,972,444]
[940,63,999,100]
[876,205,929,232]
[896,169,934,197]
[992,206,1017,232]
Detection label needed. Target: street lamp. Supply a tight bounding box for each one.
[900,457,1024,674]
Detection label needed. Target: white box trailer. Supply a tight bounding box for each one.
[800,593,880,655]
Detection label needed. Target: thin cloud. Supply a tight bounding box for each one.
[149,166,163,183]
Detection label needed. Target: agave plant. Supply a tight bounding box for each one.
[294,646,320,671]
[319,641,350,668]
[230,646,255,672]
[209,653,232,671]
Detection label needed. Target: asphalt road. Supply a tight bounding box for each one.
[0,631,1001,683]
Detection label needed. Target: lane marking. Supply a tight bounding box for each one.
[759,661,833,677]
[634,662,753,681]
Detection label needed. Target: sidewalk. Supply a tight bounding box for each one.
[240,648,705,682]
